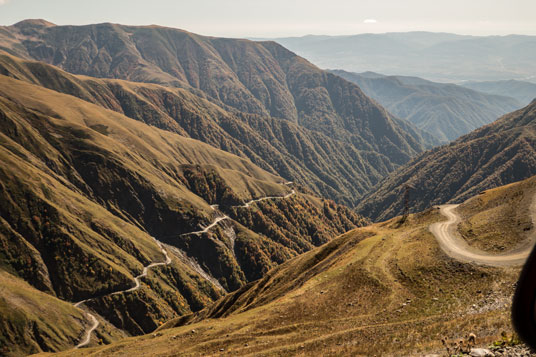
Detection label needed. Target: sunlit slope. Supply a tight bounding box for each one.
[62,178,536,356]
[0,74,365,354]
[456,175,536,253]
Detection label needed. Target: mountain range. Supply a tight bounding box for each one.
[330,70,522,141]
[0,20,437,206]
[461,79,536,106]
[0,19,437,355]
[272,32,536,82]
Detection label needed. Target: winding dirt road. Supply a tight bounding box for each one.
[238,189,296,208]
[73,307,98,348]
[429,204,532,266]
[182,189,296,235]
[73,187,296,348]
[182,215,231,236]
[73,238,172,348]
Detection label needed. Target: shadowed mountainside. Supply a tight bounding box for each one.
[331,70,522,142]
[357,100,536,221]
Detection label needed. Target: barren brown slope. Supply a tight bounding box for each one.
[0,74,366,355]
[357,100,536,221]
[56,177,536,356]
[0,20,438,204]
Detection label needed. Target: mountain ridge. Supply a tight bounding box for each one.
[331,69,523,141]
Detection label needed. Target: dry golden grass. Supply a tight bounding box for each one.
[457,176,536,252]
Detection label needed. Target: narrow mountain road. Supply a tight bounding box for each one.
[238,189,296,208]
[74,307,98,349]
[182,189,296,235]
[73,187,296,348]
[429,204,533,266]
[122,240,172,293]
[73,238,171,348]
[182,215,230,236]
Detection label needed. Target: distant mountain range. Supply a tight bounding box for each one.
[271,32,536,83]
[330,70,523,141]
[461,79,536,106]
[357,99,536,221]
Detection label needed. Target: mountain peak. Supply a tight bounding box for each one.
[12,19,56,28]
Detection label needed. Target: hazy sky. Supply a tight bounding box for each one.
[0,0,535,37]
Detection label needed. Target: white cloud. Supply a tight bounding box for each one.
[0,0,10,5]
[363,19,378,24]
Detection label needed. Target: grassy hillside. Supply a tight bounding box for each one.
[56,177,534,356]
[0,271,88,356]
[357,100,536,221]
[332,70,522,142]
[457,176,536,253]
[0,21,437,205]
[0,74,366,354]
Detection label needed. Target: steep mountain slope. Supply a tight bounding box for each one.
[357,100,536,221]
[331,70,522,141]
[0,74,366,355]
[462,79,536,107]
[62,177,535,356]
[0,20,437,205]
[0,51,402,205]
[273,32,536,82]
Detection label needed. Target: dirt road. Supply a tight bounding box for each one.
[73,238,171,348]
[429,204,532,266]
